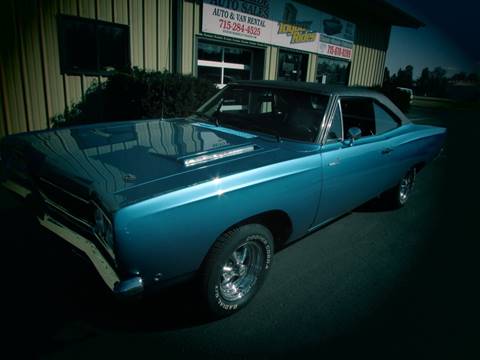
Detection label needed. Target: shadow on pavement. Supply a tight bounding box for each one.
[0,198,213,357]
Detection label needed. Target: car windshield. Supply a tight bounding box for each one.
[195,85,329,143]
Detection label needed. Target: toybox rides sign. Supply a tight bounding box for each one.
[202,0,355,60]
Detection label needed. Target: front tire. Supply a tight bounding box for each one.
[200,224,274,318]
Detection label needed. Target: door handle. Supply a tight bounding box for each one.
[381,147,394,154]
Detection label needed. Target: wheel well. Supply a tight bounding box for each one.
[224,210,293,252]
[413,161,426,174]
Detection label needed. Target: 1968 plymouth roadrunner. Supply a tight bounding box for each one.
[0,81,446,316]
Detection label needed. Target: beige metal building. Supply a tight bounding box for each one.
[0,0,422,137]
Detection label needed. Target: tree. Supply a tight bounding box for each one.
[416,67,430,96]
[431,67,448,97]
[395,64,414,88]
[466,73,479,82]
[383,67,391,85]
[451,72,466,81]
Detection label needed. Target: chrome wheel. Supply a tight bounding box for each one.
[399,169,415,205]
[219,239,265,302]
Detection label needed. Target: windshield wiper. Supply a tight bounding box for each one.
[192,111,219,126]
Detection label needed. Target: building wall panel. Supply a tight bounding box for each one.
[307,54,317,82]
[17,0,48,132]
[0,81,6,136]
[60,0,83,109]
[157,0,172,70]
[1,0,29,135]
[114,0,129,25]
[264,47,278,80]
[130,0,144,68]
[97,0,113,21]
[180,0,195,75]
[349,22,390,87]
[39,0,66,125]
[144,0,157,70]
[79,0,98,93]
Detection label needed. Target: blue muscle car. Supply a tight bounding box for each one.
[0,81,446,316]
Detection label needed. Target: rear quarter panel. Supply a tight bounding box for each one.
[385,123,446,188]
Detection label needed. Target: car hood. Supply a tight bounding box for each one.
[2,118,304,210]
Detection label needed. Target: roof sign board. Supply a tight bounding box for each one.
[202,0,356,60]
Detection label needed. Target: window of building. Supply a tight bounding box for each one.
[197,41,252,88]
[316,57,350,85]
[277,50,308,82]
[58,15,130,76]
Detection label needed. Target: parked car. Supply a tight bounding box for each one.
[396,87,414,103]
[0,81,446,317]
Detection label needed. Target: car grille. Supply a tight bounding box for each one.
[38,177,95,229]
[37,177,116,260]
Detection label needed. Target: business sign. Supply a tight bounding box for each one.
[202,2,273,43]
[202,0,355,60]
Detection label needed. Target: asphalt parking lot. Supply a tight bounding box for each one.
[1,102,478,359]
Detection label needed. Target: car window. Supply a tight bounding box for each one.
[326,104,343,143]
[373,101,401,134]
[198,85,329,143]
[340,97,375,137]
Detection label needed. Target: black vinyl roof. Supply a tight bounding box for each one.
[234,80,378,96]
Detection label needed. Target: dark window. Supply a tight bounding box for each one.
[316,57,350,85]
[197,40,253,87]
[198,42,222,62]
[340,97,375,137]
[277,50,307,81]
[197,66,222,84]
[373,101,401,134]
[58,15,130,76]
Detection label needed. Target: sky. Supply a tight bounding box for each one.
[385,0,479,79]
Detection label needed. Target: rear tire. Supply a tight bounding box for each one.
[382,168,416,209]
[200,224,274,318]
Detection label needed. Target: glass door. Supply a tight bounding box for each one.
[277,50,308,82]
[197,41,252,88]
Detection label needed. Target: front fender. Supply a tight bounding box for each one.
[114,154,323,286]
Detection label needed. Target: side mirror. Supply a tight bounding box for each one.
[344,127,362,146]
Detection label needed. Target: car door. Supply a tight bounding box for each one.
[313,97,396,226]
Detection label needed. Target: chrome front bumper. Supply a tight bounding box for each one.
[1,179,143,296]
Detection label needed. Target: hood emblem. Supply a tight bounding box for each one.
[123,173,137,182]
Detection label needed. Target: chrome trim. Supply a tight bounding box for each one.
[1,180,31,198]
[40,192,93,228]
[38,214,120,290]
[183,145,255,167]
[38,177,89,203]
[113,276,144,296]
[91,200,112,226]
[40,190,116,260]
[315,94,336,145]
[39,214,143,296]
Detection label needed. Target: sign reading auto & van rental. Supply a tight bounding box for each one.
[202,0,355,60]
[202,1,273,43]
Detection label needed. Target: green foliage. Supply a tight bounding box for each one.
[55,68,218,127]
